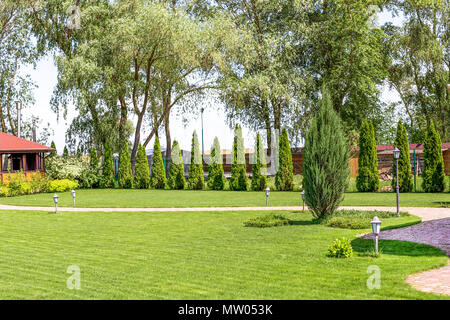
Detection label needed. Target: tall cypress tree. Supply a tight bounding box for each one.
[134,145,150,189]
[251,133,267,191]
[118,141,133,188]
[168,140,186,190]
[357,120,379,192]
[230,125,248,191]
[422,121,445,192]
[150,136,167,189]
[50,141,57,157]
[101,141,115,188]
[392,122,413,192]
[207,137,225,190]
[368,121,380,191]
[63,146,69,158]
[188,131,204,190]
[275,128,294,191]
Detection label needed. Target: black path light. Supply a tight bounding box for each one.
[53,193,59,214]
[265,187,270,207]
[393,147,400,217]
[301,190,305,212]
[370,215,382,254]
[71,189,76,207]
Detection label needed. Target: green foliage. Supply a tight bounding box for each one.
[323,210,409,229]
[168,140,186,190]
[392,122,413,192]
[63,146,69,158]
[275,128,294,191]
[327,238,353,258]
[90,147,99,172]
[101,141,115,188]
[303,88,349,219]
[356,120,379,192]
[118,141,133,189]
[243,214,292,228]
[207,137,225,190]
[47,179,79,193]
[150,136,166,189]
[230,125,248,191]
[188,131,204,190]
[251,133,268,191]
[46,155,87,181]
[50,141,57,157]
[134,145,150,189]
[422,121,445,192]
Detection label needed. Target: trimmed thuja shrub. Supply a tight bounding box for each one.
[134,144,150,189]
[422,120,446,192]
[207,137,225,190]
[118,141,133,188]
[275,128,294,191]
[230,125,248,191]
[392,122,413,192]
[50,141,57,157]
[63,146,69,157]
[150,136,166,189]
[188,131,204,190]
[356,120,379,192]
[101,141,115,188]
[303,88,349,219]
[251,133,267,191]
[168,140,186,190]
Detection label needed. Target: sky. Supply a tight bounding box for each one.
[21,9,404,154]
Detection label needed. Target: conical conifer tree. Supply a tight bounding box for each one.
[150,136,166,189]
[230,125,248,191]
[118,141,133,188]
[357,120,379,192]
[188,131,204,190]
[251,133,267,191]
[134,145,150,189]
[422,121,445,192]
[168,140,186,190]
[392,122,413,192]
[101,141,115,188]
[207,137,225,190]
[275,128,294,191]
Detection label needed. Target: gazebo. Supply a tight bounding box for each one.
[0,131,54,181]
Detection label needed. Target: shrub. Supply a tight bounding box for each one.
[46,155,86,181]
[422,120,446,192]
[251,133,267,191]
[50,141,57,157]
[118,141,133,188]
[101,141,115,188]
[29,171,48,193]
[392,122,413,192]
[303,87,349,219]
[168,140,186,190]
[47,179,79,193]
[275,128,294,191]
[207,137,225,190]
[188,131,204,190]
[63,146,69,158]
[356,120,379,192]
[150,136,166,189]
[322,210,409,229]
[134,144,150,189]
[244,214,292,228]
[327,238,353,258]
[230,125,248,191]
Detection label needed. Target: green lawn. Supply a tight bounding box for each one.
[0,189,449,208]
[0,209,447,299]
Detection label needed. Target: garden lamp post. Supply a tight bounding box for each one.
[265,187,270,207]
[301,190,305,212]
[393,147,400,217]
[53,194,59,214]
[71,189,76,207]
[370,215,382,254]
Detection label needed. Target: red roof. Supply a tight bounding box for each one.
[0,131,55,153]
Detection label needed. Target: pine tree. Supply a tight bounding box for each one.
[150,136,166,189]
[63,146,69,158]
[188,131,204,190]
[50,141,57,157]
[392,122,413,192]
[101,141,115,188]
[207,137,225,190]
[134,144,150,189]
[230,125,248,191]
[251,133,267,191]
[356,120,379,192]
[168,140,186,190]
[275,128,294,191]
[422,121,445,192]
[118,141,133,188]
[303,87,349,219]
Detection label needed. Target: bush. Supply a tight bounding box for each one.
[303,87,349,219]
[118,141,133,188]
[1,171,48,196]
[134,144,151,189]
[47,179,78,193]
[327,238,353,258]
[100,141,115,188]
[275,128,294,191]
[168,140,186,190]
[46,155,86,181]
[422,120,446,192]
[230,125,248,191]
[63,146,69,157]
[78,167,100,189]
[244,214,292,228]
[392,122,413,192]
[207,137,225,190]
[150,136,166,189]
[251,133,267,191]
[322,210,409,229]
[356,120,379,192]
[188,131,204,190]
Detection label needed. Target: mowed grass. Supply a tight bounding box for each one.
[0,189,449,208]
[0,209,447,299]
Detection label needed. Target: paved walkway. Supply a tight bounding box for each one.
[406,263,450,296]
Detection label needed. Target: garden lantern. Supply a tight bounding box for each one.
[265,187,270,206]
[393,147,400,217]
[71,189,76,207]
[301,190,305,212]
[53,193,59,213]
[370,215,382,254]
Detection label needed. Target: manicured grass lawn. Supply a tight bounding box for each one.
[0,189,449,208]
[0,209,447,299]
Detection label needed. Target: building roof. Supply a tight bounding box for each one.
[0,131,55,153]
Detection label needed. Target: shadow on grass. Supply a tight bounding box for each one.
[380,220,422,232]
[351,238,447,257]
[434,201,450,208]
[290,219,318,226]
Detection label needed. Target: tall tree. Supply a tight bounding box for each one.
[101,141,115,188]
[207,137,225,190]
[422,120,445,192]
[275,128,294,191]
[356,120,379,192]
[392,122,413,192]
[150,136,167,189]
[188,131,204,190]
[167,140,185,190]
[134,144,150,189]
[230,125,248,191]
[118,141,133,189]
[251,132,267,191]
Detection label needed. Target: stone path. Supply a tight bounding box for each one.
[406,263,450,296]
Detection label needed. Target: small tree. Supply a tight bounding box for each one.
[168,140,186,190]
[118,141,133,188]
[422,121,445,192]
[150,136,166,189]
[251,133,267,191]
[356,120,379,192]
[101,141,115,188]
[63,146,69,158]
[392,122,413,192]
[207,137,225,190]
[134,144,150,189]
[188,131,204,190]
[275,128,294,191]
[230,125,248,191]
[303,87,349,219]
[50,141,57,157]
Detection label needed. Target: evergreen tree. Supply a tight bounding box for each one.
[230,125,248,191]
[134,144,150,189]
[368,121,380,191]
[76,147,82,158]
[207,137,225,190]
[275,128,294,191]
[188,131,204,190]
[251,133,267,191]
[422,121,445,192]
[90,147,99,172]
[118,141,133,188]
[150,136,166,189]
[50,141,57,157]
[63,146,69,158]
[356,120,379,192]
[303,88,349,219]
[392,122,413,192]
[101,141,115,188]
[168,140,186,190]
